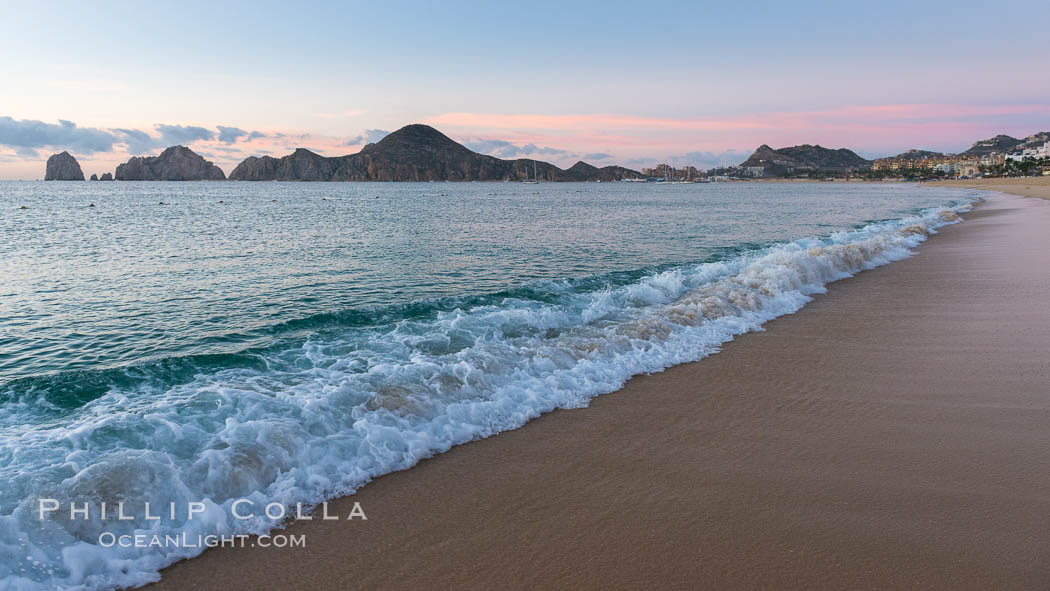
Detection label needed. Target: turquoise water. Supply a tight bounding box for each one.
[0,181,979,589]
[2,181,970,385]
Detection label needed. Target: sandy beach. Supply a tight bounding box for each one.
[152,188,1050,590]
[935,175,1050,199]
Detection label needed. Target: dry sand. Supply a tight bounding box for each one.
[934,176,1050,199]
[153,190,1050,590]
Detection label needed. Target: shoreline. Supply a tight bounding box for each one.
[153,188,1050,590]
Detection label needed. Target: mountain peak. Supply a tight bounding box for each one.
[567,161,598,172]
[369,124,464,152]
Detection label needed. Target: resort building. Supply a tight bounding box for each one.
[1005,142,1050,162]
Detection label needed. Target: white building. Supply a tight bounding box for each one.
[1005,141,1050,162]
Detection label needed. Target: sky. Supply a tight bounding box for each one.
[1,0,1048,179]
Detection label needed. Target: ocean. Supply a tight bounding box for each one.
[0,180,980,589]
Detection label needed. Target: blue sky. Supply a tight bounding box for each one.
[1,0,1048,178]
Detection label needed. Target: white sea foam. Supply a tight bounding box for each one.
[0,201,974,590]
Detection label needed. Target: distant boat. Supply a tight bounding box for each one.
[522,160,539,184]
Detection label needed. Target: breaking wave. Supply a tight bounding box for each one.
[0,200,974,590]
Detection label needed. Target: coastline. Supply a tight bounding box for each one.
[152,189,1050,590]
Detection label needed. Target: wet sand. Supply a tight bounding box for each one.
[153,191,1050,590]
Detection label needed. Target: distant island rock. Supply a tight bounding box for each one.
[89,173,98,181]
[739,144,871,175]
[115,146,226,181]
[45,151,85,181]
[230,124,643,182]
[100,172,113,181]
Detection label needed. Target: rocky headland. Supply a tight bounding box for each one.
[114,146,226,181]
[230,124,643,182]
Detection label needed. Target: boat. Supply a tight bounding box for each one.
[521,160,539,184]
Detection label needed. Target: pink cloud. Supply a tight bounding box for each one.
[426,103,1050,160]
[428,104,1050,132]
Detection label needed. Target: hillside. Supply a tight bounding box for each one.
[229,124,643,182]
[890,149,951,160]
[1017,132,1050,150]
[739,144,871,176]
[960,134,1023,157]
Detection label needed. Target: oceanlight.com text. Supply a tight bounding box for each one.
[98,532,307,549]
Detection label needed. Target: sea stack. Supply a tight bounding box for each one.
[44,151,85,181]
[100,172,113,181]
[89,173,98,181]
[115,146,226,181]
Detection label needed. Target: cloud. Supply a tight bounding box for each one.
[217,126,247,143]
[463,138,511,154]
[464,138,569,158]
[583,152,613,160]
[0,116,118,157]
[426,104,1050,156]
[364,129,389,143]
[156,124,215,145]
[111,128,156,154]
[113,124,217,154]
[114,124,258,153]
[345,129,391,147]
[217,126,266,144]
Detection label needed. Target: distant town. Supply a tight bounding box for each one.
[643,132,1050,182]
